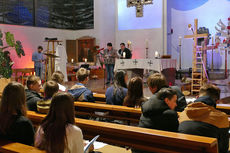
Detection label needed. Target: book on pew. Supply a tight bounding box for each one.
[84,135,100,153]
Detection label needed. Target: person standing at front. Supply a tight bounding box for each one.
[103,43,117,85]
[32,46,44,78]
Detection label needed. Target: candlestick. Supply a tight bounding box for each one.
[212,36,214,44]
[179,36,182,46]
[145,39,149,48]
[71,58,74,63]
[155,51,159,58]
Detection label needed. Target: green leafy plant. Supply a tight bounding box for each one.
[0,30,25,78]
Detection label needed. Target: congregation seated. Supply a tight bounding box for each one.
[147,73,187,112]
[106,70,128,105]
[123,77,147,108]
[35,92,85,153]
[133,88,179,153]
[68,68,94,102]
[51,71,66,91]
[0,82,34,145]
[25,75,43,111]
[179,84,229,153]
[139,88,179,132]
[37,80,59,114]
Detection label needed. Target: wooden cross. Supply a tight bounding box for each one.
[127,0,153,17]
[133,59,138,65]
[184,19,209,49]
[148,60,153,66]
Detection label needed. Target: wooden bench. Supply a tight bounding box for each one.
[74,102,141,124]
[216,104,230,115]
[93,93,106,102]
[0,139,45,153]
[27,111,218,153]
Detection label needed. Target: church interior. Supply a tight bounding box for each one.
[0,0,230,153]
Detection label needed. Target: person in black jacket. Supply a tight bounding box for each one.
[147,73,187,112]
[179,84,229,153]
[0,82,35,145]
[133,88,179,153]
[118,43,132,59]
[25,75,43,111]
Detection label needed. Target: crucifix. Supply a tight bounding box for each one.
[184,19,209,94]
[127,0,153,17]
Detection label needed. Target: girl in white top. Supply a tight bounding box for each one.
[35,92,84,153]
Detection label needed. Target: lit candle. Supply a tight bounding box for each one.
[71,58,74,63]
[85,58,87,63]
[145,39,149,48]
[179,36,182,46]
[155,51,159,58]
[123,52,126,58]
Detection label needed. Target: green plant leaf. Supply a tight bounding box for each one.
[0,40,3,46]
[5,32,15,47]
[15,41,25,57]
[0,30,2,38]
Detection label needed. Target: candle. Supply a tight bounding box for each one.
[85,58,87,63]
[123,52,126,58]
[71,58,74,63]
[179,36,182,46]
[155,51,159,58]
[145,39,149,48]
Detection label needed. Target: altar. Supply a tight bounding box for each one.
[115,59,177,85]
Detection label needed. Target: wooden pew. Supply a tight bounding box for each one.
[27,111,218,153]
[74,102,141,124]
[0,139,45,153]
[216,104,230,115]
[93,93,106,102]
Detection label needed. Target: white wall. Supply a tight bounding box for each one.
[169,0,230,69]
[0,0,116,68]
[115,0,165,59]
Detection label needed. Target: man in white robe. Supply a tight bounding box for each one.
[55,44,68,82]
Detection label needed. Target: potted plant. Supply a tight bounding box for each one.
[0,30,25,78]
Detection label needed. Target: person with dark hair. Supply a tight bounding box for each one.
[133,88,178,153]
[102,42,118,85]
[37,80,59,114]
[32,46,44,78]
[26,75,43,111]
[0,82,34,145]
[179,84,229,153]
[35,92,84,153]
[118,43,132,59]
[147,73,187,112]
[106,70,128,105]
[68,68,94,102]
[51,71,66,91]
[123,77,147,108]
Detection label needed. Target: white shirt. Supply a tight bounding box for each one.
[35,124,84,153]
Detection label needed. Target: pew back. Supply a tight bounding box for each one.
[27,111,218,153]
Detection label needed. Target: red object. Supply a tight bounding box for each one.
[228,17,230,21]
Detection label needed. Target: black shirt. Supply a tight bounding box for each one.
[118,48,132,59]
[0,115,35,145]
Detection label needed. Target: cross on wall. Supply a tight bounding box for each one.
[127,0,153,17]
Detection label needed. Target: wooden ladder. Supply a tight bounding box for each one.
[191,49,203,95]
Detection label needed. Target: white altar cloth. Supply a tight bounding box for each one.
[114,59,177,72]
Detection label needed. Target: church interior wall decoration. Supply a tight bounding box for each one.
[0,0,94,30]
[127,0,153,17]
